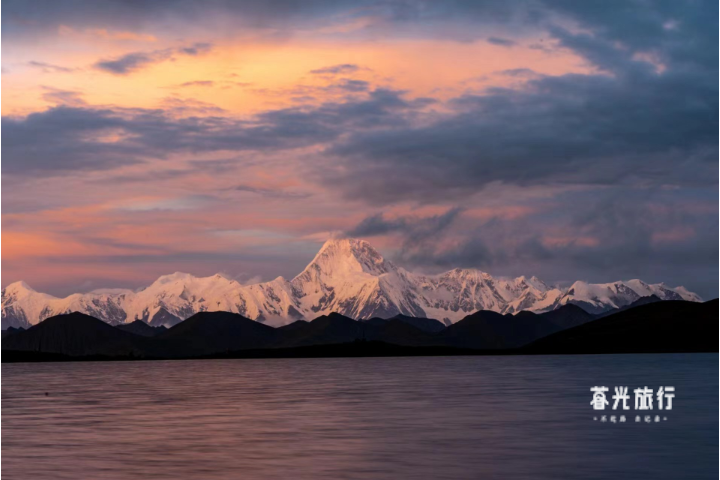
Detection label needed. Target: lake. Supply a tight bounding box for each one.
[3,354,717,479]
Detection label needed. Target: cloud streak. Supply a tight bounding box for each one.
[40,87,87,106]
[93,42,212,75]
[487,37,516,47]
[310,64,360,75]
[28,61,76,73]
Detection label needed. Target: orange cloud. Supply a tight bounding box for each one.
[2,33,590,117]
[3,231,102,259]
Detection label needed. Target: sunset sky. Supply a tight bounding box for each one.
[2,0,717,298]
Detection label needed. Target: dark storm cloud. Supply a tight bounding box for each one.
[347,208,463,239]
[2,0,363,39]
[347,208,497,271]
[257,88,425,131]
[398,235,498,271]
[93,43,213,75]
[5,1,715,50]
[346,207,502,269]
[321,1,718,203]
[327,69,716,202]
[542,0,717,65]
[3,107,145,173]
[1,0,561,46]
[0,2,443,31]
[2,88,422,174]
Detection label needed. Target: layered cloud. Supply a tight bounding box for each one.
[2,0,717,299]
[3,86,427,174]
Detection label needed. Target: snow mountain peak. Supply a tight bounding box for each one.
[5,280,36,293]
[2,237,703,328]
[297,237,394,280]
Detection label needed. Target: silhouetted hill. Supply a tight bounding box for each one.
[116,320,167,337]
[277,313,441,348]
[157,311,278,356]
[389,314,446,333]
[362,317,391,327]
[4,299,714,361]
[439,310,560,349]
[276,319,309,333]
[1,312,157,357]
[362,314,447,333]
[366,318,442,346]
[526,299,718,354]
[2,326,25,340]
[148,308,183,328]
[274,312,365,348]
[538,303,595,329]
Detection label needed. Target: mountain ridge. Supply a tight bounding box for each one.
[526,299,719,354]
[4,299,715,360]
[2,238,701,328]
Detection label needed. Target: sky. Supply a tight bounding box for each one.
[2,0,718,299]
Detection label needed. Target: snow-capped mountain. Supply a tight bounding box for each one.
[1,238,702,329]
[556,279,701,314]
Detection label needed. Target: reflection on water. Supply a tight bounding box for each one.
[3,354,717,480]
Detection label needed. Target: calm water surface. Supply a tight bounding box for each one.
[3,354,717,480]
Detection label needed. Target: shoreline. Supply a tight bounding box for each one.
[4,341,717,364]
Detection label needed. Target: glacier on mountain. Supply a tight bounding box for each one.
[1,238,702,328]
